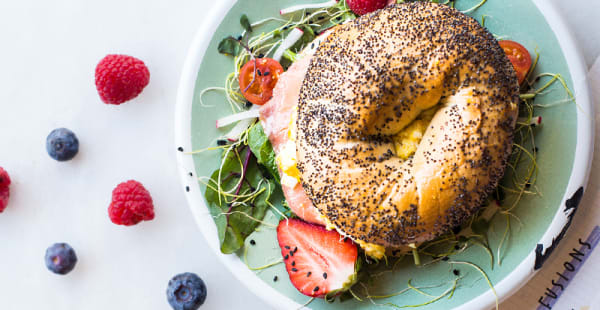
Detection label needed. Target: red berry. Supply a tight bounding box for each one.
[95,54,150,105]
[0,167,10,188]
[0,167,11,213]
[108,180,154,226]
[0,187,9,213]
[277,219,358,298]
[347,0,388,15]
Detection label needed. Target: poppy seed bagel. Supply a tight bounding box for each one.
[295,2,520,248]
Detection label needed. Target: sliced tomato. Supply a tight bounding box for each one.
[499,40,532,85]
[238,58,284,105]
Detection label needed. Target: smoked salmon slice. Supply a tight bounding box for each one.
[259,56,326,226]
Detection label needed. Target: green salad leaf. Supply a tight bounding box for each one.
[205,147,276,254]
[240,14,253,33]
[247,123,280,183]
[218,36,241,56]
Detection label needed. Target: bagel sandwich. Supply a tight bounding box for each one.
[260,1,519,258]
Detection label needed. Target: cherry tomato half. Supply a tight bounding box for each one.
[499,40,532,85]
[238,58,284,105]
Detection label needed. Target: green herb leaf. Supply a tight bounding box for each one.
[205,147,276,254]
[218,36,241,56]
[240,14,253,33]
[248,123,280,183]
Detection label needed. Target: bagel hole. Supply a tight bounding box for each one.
[392,106,440,160]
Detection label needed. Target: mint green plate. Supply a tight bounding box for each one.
[175,1,594,309]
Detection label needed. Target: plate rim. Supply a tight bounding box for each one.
[174,1,595,309]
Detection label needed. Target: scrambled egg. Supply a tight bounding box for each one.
[393,107,438,160]
[355,240,386,259]
[321,215,386,259]
[276,108,301,188]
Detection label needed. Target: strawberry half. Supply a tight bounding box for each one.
[276,219,359,298]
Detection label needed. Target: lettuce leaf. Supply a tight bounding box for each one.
[247,123,280,183]
[205,147,276,254]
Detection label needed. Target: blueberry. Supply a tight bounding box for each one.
[46,128,79,161]
[167,273,207,310]
[44,243,77,275]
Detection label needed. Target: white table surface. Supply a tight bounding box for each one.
[0,1,597,309]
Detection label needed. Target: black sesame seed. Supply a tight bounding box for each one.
[454,245,460,250]
[442,256,449,261]
[336,16,342,21]
[284,255,289,260]
[525,183,531,188]
[257,69,262,76]
[291,261,295,266]
[245,101,253,108]
[534,147,539,152]
[318,16,325,20]
[263,71,270,76]
[250,239,256,245]
[289,251,294,257]
[237,35,242,41]
[217,139,227,146]
[323,272,327,279]
[185,186,190,192]
[189,172,193,177]
[452,226,461,235]
[293,247,298,253]
[453,269,460,276]
[258,53,265,58]
[273,276,278,282]
[177,147,184,152]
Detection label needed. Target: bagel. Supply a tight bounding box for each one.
[295,2,520,249]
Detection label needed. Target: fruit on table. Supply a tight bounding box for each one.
[0,167,11,213]
[166,273,207,310]
[95,54,150,105]
[44,243,78,275]
[108,180,155,226]
[46,128,79,161]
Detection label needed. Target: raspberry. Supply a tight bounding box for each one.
[0,167,11,213]
[0,167,10,188]
[0,188,9,213]
[95,54,150,105]
[347,0,387,15]
[108,180,155,226]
